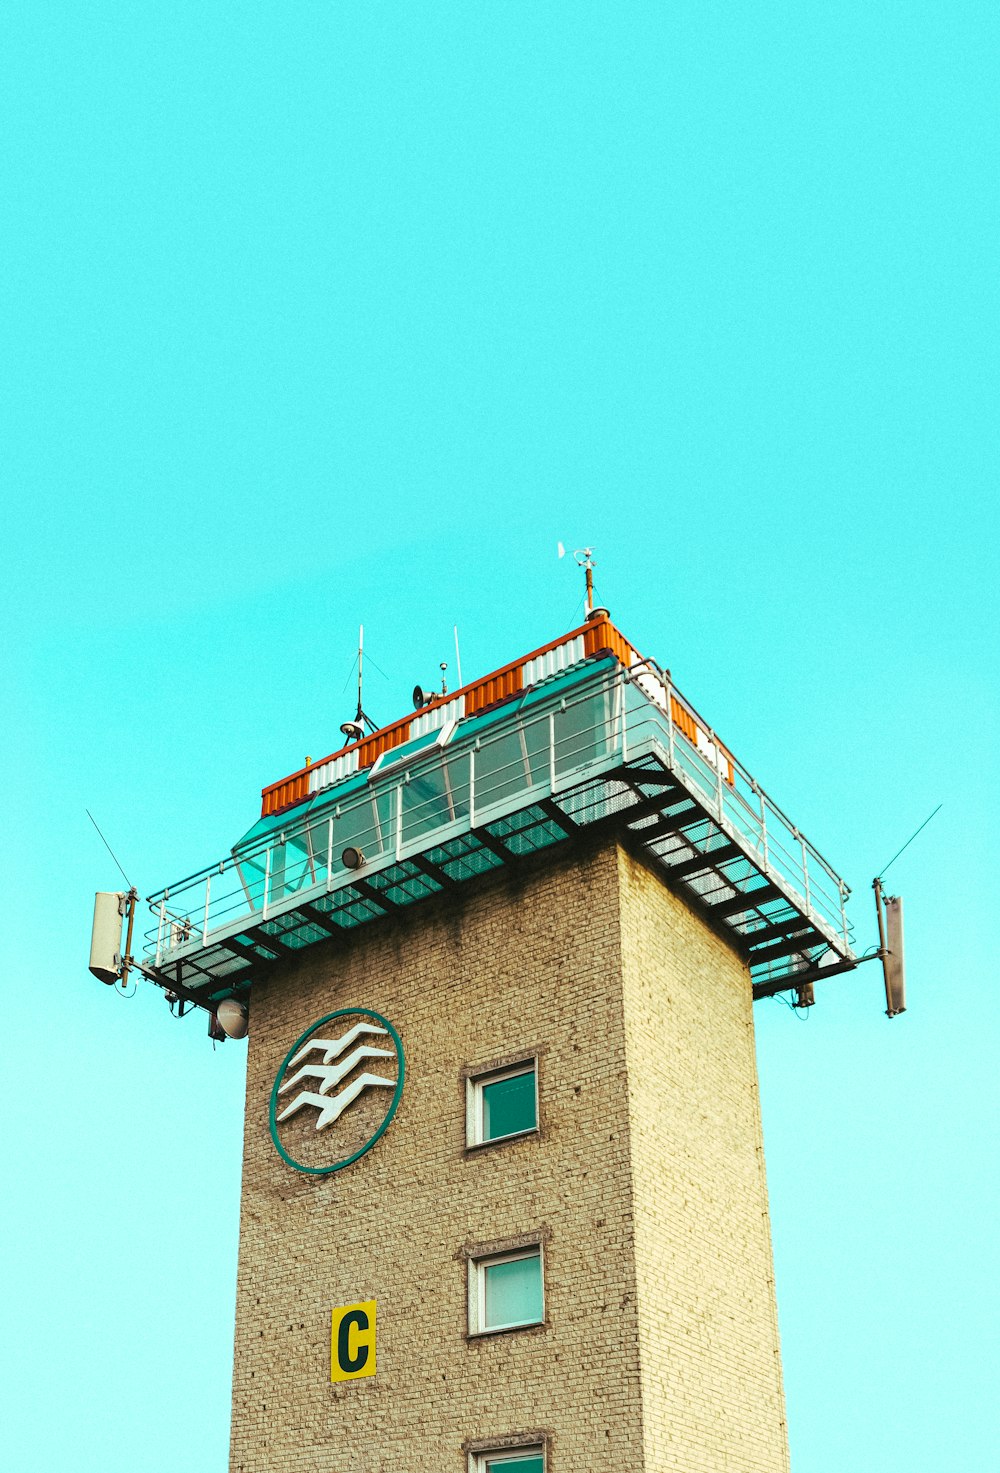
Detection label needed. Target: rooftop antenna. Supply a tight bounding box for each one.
[872,878,906,1018]
[781,804,938,1016]
[340,625,380,743]
[870,803,940,1018]
[356,624,365,723]
[558,542,597,615]
[85,810,138,992]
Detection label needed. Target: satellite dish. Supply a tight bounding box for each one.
[340,720,365,743]
[413,685,432,709]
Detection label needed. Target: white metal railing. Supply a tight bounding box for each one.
[144,663,852,969]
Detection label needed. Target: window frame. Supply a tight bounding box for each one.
[468,1244,545,1337]
[366,719,457,781]
[466,1057,539,1150]
[469,1447,546,1473]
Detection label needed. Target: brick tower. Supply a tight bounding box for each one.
[131,611,857,1472]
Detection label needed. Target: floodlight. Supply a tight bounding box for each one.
[342,846,366,870]
[217,998,250,1040]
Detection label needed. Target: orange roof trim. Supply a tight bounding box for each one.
[260,613,636,817]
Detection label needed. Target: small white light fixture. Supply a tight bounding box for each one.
[340,720,364,743]
[342,846,366,871]
[216,997,250,1039]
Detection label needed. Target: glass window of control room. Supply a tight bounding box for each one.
[472,1450,544,1473]
[468,1061,537,1146]
[469,1247,544,1335]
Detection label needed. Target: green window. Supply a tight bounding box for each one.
[468,1061,538,1147]
[482,1068,536,1141]
[485,1457,544,1473]
[471,1247,544,1333]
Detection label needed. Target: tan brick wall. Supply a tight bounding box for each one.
[617,848,790,1471]
[230,845,645,1472]
[229,841,789,1472]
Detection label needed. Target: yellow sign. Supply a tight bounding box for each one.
[331,1300,377,1382]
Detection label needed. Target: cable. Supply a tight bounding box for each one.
[341,654,359,693]
[774,991,810,1020]
[878,803,942,879]
[85,810,134,890]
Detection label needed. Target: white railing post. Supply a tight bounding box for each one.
[665,675,676,770]
[548,711,556,794]
[620,671,628,764]
[326,817,334,892]
[839,880,850,948]
[396,782,404,860]
[469,747,476,825]
[156,898,166,966]
[202,875,211,944]
[800,835,811,915]
[759,790,769,868]
[262,847,271,921]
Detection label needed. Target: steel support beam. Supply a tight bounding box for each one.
[540,797,580,834]
[408,853,456,890]
[298,901,347,935]
[350,879,402,913]
[752,955,860,1000]
[471,826,514,861]
[243,926,297,959]
[709,883,784,919]
[667,842,743,879]
[628,805,703,844]
[747,932,823,967]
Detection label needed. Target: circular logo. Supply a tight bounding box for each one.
[269,1007,405,1175]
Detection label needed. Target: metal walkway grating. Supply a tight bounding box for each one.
[141,659,855,1007]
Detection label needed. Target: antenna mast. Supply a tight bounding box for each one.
[356,624,365,725]
[341,625,380,741]
[354,625,380,733]
[574,547,596,614]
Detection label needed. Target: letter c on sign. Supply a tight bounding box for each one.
[339,1310,369,1373]
[331,1300,377,1382]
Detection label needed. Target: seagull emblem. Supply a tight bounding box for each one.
[277,1073,396,1131]
[286,1020,389,1070]
[276,1021,398,1133]
[270,1008,404,1173]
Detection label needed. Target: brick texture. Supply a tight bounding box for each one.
[228,841,789,1472]
[617,849,790,1472]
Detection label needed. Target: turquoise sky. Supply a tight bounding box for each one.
[2,4,997,1469]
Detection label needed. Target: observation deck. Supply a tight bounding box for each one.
[142,614,856,1009]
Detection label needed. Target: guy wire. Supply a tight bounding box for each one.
[878,803,942,879]
[85,809,134,890]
